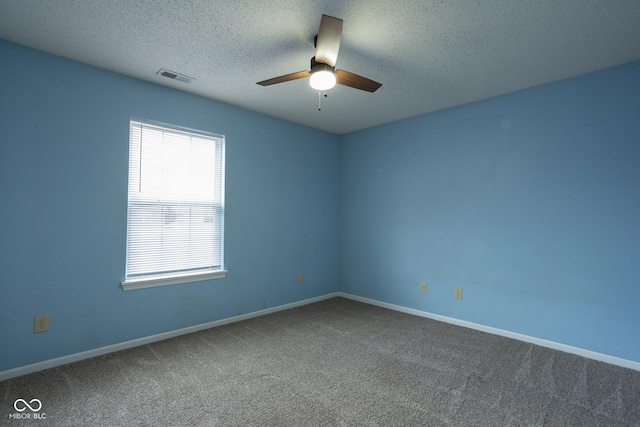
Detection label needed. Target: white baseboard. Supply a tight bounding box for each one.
[337,292,640,372]
[3,291,637,381]
[0,293,340,381]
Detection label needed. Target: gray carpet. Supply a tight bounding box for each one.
[2,297,639,426]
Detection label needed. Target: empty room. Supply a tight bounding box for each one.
[1,1,639,425]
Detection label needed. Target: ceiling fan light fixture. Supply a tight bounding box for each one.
[257,16,381,94]
[309,64,336,91]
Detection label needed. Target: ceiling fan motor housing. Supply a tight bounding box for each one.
[310,56,335,73]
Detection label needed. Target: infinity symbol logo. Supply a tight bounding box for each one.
[14,399,42,412]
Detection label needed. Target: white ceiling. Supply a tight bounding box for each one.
[2,0,640,134]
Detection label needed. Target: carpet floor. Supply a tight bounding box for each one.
[1,297,639,426]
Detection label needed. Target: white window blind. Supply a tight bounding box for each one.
[123,119,225,289]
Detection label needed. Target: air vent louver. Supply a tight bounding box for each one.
[157,69,194,83]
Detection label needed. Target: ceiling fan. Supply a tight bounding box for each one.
[257,15,382,93]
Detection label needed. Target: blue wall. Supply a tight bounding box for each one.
[0,40,340,372]
[341,60,640,362]
[2,38,639,373]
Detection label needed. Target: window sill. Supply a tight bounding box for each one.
[121,270,228,291]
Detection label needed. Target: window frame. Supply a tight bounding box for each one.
[121,118,227,291]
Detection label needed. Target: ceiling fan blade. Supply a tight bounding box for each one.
[335,69,382,92]
[315,15,343,67]
[257,70,311,86]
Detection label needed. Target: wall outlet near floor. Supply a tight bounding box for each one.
[421,282,427,293]
[298,274,304,285]
[34,315,49,333]
[454,287,463,299]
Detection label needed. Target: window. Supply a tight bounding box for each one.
[121,118,226,290]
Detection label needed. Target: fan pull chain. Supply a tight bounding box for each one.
[318,91,328,111]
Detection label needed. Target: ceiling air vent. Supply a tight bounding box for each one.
[157,69,194,83]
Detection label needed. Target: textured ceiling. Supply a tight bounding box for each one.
[2,0,640,134]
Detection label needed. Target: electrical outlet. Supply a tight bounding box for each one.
[298,274,304,285]
[454,287,463,299]
[421,282,427,293]
[34,315,49,333]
